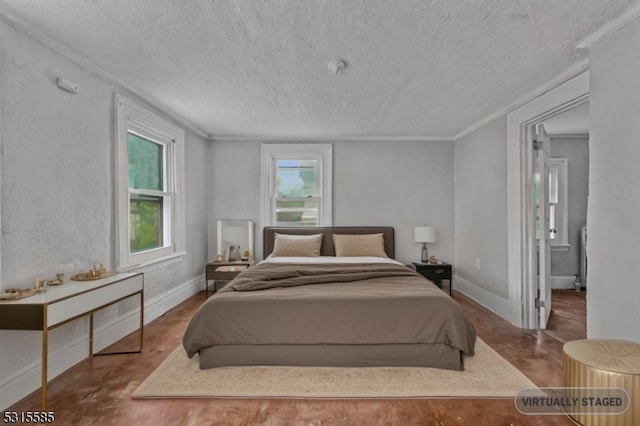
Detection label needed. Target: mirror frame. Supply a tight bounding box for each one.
[216,219,254,261]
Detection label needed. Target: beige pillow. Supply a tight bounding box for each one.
[271,233,323,257]
[332,233,389,258]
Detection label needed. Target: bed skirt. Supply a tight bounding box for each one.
[198,343,464,370]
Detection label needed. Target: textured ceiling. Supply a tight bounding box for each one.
[0,1,636,139]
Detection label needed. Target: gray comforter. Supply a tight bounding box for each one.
[183,262,476,359]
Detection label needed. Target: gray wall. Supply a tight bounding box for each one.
[454,117,509,308]
[587,17,640,341]
[0,21,209,408]
[549,136,589,278]
[209,140,455,264]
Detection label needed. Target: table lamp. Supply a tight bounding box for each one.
[414,226,436,263]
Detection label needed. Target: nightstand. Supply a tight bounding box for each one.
[412,261,453,296]
[205,260,254,298]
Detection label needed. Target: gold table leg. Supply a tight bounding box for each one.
[41,327,48,411]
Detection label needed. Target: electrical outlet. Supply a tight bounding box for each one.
[475,258,481,269]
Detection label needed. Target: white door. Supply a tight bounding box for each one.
[535,123,552,328]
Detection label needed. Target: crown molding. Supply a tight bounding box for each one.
[209,135,453,142]
[576,2,640,50]
[453,59,589,141]
[0,11,208,139]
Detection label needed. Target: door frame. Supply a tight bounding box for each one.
[506,71,589,328]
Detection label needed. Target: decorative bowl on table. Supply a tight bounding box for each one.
[0,288,36,300]
[70,264,115,281]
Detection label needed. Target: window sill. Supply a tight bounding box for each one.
[118,251,187,273]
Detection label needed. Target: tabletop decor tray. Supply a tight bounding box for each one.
[70,271,116,281]
[0,288,36,300]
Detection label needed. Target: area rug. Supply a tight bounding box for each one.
[132,339,535,399]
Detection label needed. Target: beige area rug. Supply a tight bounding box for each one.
[132,339,535,399]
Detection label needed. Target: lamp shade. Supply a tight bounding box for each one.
[414,226,436,243]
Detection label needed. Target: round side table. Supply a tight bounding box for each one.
[563,339,640,426]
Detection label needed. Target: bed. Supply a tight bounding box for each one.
[183,226,477,370]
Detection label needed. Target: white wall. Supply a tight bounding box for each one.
[586,17,640,341]
[209,140,454,264]
[0,21,209,409]
[208,140,262,258]
[454,117,510,318]
[549,136,589,279]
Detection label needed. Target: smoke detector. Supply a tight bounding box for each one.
[327,59,346,75]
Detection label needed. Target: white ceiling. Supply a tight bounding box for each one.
[0,1,635,140]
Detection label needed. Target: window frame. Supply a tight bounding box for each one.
[260,143,333,228]
[115,94,186,270]
[549,157,569,249]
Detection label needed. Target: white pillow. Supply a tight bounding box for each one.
[332,233,388,258]
[271,233,323,257]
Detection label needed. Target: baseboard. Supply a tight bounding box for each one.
[0,333,92,411]
[143,274,204,326]
[454,275,512,323]
[92,274,203,351]
[550,275,577,290]
[0,273,204,411]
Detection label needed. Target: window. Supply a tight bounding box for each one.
[548,157,569,247]
[261,144,332,227]
[535,157,569,248]
[115,95,186,269]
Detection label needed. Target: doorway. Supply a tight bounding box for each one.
[506,71,589,329]
[539,103,589,337]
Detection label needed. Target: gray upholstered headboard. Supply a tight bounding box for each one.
[263,226,395,259]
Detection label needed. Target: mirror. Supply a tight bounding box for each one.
[216,219,254,261]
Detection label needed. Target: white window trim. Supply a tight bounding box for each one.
[115,94,186,271]
[260,143,333,228]
[550,157,569,248]
[535,157,570,251]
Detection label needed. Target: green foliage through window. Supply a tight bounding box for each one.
[128,131,165,253]
[128,132,163,190]
[130,194,162,253]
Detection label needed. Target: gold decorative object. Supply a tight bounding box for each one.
[35,278,47,293]
[0,288,36,300]
[429,255,438,264]
[71,271,115,281]
[241,250,250,261]
[70,263,115,281]
[44,273,65,286]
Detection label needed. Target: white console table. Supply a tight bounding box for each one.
[0,272,144,409]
